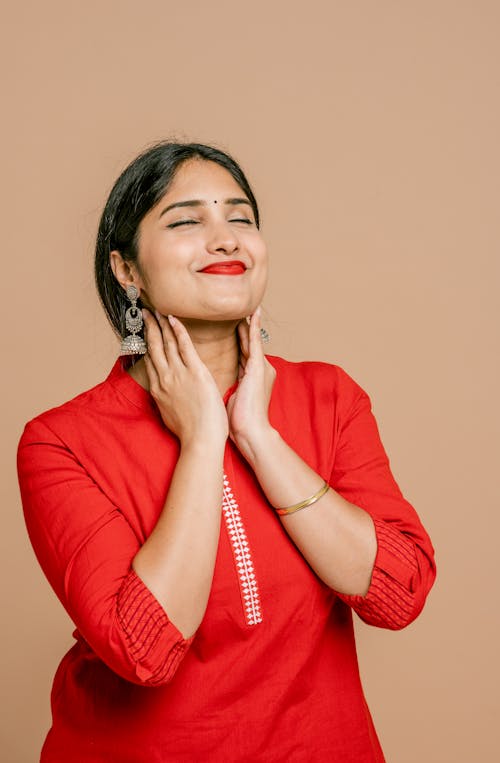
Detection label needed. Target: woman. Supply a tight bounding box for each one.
[18,142,436,762]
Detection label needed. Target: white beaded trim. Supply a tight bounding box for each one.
[222,474,263,626]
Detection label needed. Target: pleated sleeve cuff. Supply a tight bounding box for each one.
[116,569,195,685]
[339,518,422,630]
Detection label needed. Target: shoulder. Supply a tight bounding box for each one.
[264,354,375,468]
[265,353,369,409]
[18,371,119,450]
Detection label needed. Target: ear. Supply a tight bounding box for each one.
[109,250,142,292]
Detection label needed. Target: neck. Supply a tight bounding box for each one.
[127,318,241,397]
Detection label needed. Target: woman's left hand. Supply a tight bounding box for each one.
[226,306,277,463]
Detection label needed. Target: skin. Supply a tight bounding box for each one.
[110,158,377,638]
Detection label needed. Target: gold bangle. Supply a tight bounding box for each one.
[275,480,330,516]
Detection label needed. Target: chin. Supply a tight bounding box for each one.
[204,311,250,323]
[198,297,262,321]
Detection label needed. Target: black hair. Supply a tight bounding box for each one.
[94,141,260,338]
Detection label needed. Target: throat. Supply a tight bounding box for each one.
[124,348,240,398]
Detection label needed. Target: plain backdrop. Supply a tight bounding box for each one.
[2,2,499,761]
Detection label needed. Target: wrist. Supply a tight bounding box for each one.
[232,425,281,467]
[180,429,228,455]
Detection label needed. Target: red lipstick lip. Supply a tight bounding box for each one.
[199,261,246,275]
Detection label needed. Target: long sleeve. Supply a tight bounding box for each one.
[17,417,194,686]
[329,372,436,629]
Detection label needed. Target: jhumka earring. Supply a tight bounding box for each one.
[119,285,147,355]
[260,327,271,343]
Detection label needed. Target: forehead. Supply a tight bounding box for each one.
[164,158,245,199]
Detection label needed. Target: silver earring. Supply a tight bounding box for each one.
[260,327,271,343]
[119,285,147,355]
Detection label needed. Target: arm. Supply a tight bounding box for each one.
[17,420,197,687]
[234,426,378,597]
[228,310,436,630]
[132,311,229,638]
[18,313,229,686]
[326,383,436,629]
[131,439,226,639]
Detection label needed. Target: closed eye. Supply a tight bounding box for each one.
[167,219,199,229]
[167,217,253,229]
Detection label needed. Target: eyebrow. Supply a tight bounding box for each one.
[159,197,252,218]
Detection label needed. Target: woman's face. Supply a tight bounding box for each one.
[128,158,268,322]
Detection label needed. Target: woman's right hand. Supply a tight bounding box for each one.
[142,309,229,447]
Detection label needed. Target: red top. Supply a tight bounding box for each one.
[17,354,436,762]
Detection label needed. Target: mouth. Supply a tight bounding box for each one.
[199,261,246,275]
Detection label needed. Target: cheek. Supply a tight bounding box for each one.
[135,242,183,286]
[257,243,269,278]
[253,250,269,297]
[250,233,268,263]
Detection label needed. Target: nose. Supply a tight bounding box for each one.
[206,218,240,256]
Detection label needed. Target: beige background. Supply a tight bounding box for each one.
[2,1,498,761]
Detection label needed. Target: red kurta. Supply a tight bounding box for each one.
[17,354,436,762]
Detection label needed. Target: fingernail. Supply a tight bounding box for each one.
[154,309,162,322]
[167,314,176,326]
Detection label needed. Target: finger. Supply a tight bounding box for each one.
[249,306,264,358]
[154,310,183,364]
[143,350,160,391]
[166,315,201,367]
[142,309,169,374]
[237,320,250,358]
[237,358,247,380]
